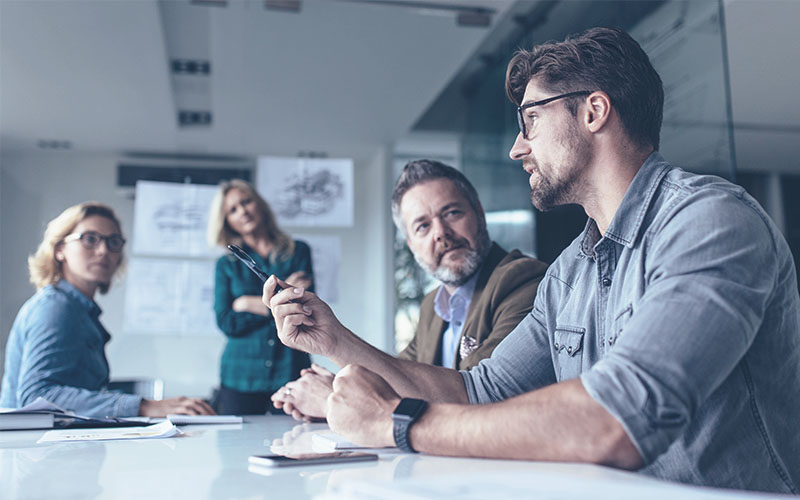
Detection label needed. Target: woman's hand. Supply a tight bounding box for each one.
[286,271,312,290]
[232,295,271,317]
[139,397,216,417]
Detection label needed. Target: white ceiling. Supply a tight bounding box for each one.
[0,0,513,159]
[1,0,797,173]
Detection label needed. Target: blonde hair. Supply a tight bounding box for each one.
[207,179,294,262]
[28,202,125,294]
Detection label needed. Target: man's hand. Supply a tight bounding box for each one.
[326,365,399,448]
[263,275,347,358]
[272,363,334,422]
[139,397,216,417]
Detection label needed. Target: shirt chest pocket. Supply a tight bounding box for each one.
[553,326,585,381]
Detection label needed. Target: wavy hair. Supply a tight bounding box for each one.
[28,202,125,294]
[207,179,294,262]
[506,27,664,150]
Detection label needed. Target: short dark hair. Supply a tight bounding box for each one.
[391,159,485,235]
[506,27,664,150]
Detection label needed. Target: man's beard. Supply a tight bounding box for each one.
[415,225,492,288]
[529,123,592,212]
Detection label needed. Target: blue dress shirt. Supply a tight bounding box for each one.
[433,269,480,368]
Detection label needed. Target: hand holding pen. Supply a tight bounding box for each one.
[262,274,347,359]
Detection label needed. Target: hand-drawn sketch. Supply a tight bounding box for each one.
[257,157,354,227]
[132,181,222,257]
[293,234,340,305]
[123,257,220,336]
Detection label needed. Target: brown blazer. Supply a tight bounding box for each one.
[398,242,548,370]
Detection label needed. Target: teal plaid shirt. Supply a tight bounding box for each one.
[214,240,312,393]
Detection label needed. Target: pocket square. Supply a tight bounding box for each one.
[460,335,480,360]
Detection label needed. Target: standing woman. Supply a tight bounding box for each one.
[0,202,214,417]
[208,179,313,415]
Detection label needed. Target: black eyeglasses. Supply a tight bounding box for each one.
[516,90,594,139]
[64,231,126,252]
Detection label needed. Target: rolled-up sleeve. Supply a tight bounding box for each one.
[581,191,777,464]
[462,280,557,404]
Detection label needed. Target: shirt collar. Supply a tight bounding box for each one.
[433,265,482,323]
[55,279,102,319]
[579,151,672,256]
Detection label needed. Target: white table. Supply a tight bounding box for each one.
[0,416,786,499]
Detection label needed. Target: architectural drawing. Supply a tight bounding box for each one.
[257,157,354,227]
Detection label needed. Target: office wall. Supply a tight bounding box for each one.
[0,148,393,397]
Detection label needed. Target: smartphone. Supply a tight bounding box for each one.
[248,452,378,468]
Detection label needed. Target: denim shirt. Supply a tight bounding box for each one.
[462,153,800,493]
[0,280,141,417]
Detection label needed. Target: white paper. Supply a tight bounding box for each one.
[132,180,221,257]
[292,234,340,304]
[257,157,354,227]
[37,420,182,443]
[122,257,220,336]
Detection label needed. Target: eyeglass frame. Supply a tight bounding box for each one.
[63,231,127,252]
[516,90,595,139]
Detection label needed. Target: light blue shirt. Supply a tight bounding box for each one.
[462,153,800,493]
[434,270,480,368]
[0,280,141,417]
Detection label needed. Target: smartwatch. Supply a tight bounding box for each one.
[392,398,428,453]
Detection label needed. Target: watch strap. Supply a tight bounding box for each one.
[392,398,427,453]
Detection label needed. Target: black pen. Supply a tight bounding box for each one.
[226,244,284,293]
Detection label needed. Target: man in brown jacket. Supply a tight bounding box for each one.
[271,159,547,420]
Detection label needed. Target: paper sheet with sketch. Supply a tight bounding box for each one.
[257,157,354,227]
[132,180,221,257]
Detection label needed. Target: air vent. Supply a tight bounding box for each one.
[171,59,211,75]
[178,111,213,126]
[117,164,252,188]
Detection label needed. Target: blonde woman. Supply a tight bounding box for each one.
[0,202,215,417]
[208,179,313,414]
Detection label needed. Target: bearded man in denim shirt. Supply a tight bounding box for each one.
[265,27,799,493]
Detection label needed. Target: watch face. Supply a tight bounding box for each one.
[393,398,426,421]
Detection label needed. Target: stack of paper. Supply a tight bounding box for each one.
[0,398,67,430]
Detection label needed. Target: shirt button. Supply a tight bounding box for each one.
[554,342,560,349]
[602,277,612,287]
[455,321,462,326]
[264,360,273,368]
[567,346,573,354]
[268,339,275,347]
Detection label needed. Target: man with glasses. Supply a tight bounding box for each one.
[265,27,799,493]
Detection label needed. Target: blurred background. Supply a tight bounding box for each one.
[2,0,798,399]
